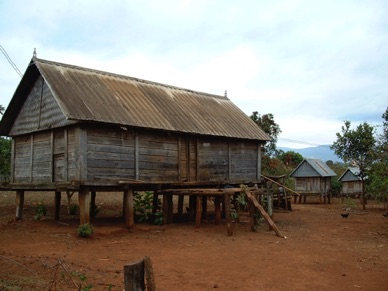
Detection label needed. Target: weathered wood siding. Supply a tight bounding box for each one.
[295,177,331,193]
[86,127,135,181]
[137,132,178,182]
[341,181,362,194]
[13,135,32,183]
[9,76,75,136]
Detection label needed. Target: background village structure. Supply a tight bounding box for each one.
[0,56,362,232]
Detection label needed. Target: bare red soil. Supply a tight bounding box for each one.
[0,192,387,290]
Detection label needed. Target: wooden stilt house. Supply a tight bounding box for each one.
[289,158,336,204]
[0,57,270,227]
[338,167,362,198]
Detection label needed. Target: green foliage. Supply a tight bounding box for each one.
[0,137,11,178]
[77,223,94,238]
[277,150,303,168]
[69,204,78,215]
[331,121,376,209]
[72,271,92,290]
[250,112,281,157]
[33,202,47,220]
[343,197,357,209]
[134,191,163,225]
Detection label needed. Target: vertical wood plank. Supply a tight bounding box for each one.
[177,195,184,218]
[79,188,90,225]
[163,194,169,225]
[195,195,202,227]
[124,189,134,228]
[228,142,231,180]
[30,134,34,182]
[50,131,54,182]
[224,193,233,236]
[201,196,207,220]
[64,128,68,181]
[78,128,87,181]
[10,138,15,183]
[55,191,61,221]
[168,194,174,223]
[15,190,24,220]
[178,137,181,181]
[90,191,96,220]
[215,196,221,225]
[124,259,145,291]
[135,131,139,180]
[152,192,159,214]
[256,143,261,181]
[144,256,156,291]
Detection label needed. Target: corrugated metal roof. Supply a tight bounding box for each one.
[338,167,361,182]
[290,158,336,177]
[3,58,268,140]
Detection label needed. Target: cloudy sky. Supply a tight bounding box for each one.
[0,0,387,148]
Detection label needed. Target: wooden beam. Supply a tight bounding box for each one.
[15,190,24,220]
[224,193,233,236]
[261,174,300,196]
[78,188,90,225]
[246,191,286,238]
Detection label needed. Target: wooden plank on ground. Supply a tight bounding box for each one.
[246,191,286,239]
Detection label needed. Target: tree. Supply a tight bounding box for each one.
[367,107,388,208]
[330,121,376,209]
[277,150,303,168]
[0,104,4,116]
[0,136,11,181]
[250,112,281,157]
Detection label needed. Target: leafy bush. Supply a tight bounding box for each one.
[34,202,47,220]
[77,223,94,238]
[134,191,163,224]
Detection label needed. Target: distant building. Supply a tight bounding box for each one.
[289,158,336,203]
[338,167,362,198]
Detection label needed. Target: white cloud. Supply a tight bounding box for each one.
[1,0,387,148]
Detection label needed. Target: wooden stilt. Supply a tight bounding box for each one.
[224,193,233,236]
[163,194,169,225]
[90,191,96,219]
[249,200,256,231]
[124,189,135,229]
[214,196,221,224]
[246,191,285,238]
[201,196,207,220]
[177,195,184,218]
[55,191,61,221]
[78,188,90,225]
[152,192,158,214]
[195,195,202,227]
[167,194,173,223]
[15,190,24,220]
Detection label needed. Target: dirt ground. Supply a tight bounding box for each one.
[0,191,387,291]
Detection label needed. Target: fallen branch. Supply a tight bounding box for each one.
[0,255,37,275]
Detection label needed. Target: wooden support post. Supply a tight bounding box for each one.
[152,192,158,214]
[168,194,173,223]
[78,188,90,225]
[163,194,169,225]
[55,191,61,221]
[224,193,233,236]
[246,191,285,238]
[195,195,202,227]
[177,195,184,218]
[201,196,207,220]
[124,259,145,291]
[124,189,134,229]
[249,200,256,232]
[214,196,221,225]
[15,190,24,220]
[90,191,96,220]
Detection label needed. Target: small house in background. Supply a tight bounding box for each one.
[0,57,270,227]
[338,167,362,198]
[289,158,336,204]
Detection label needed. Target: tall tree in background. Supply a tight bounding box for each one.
[0,104,4,115]
[367,107,388,208]
[331,121,375,209]
[250,112,281,157]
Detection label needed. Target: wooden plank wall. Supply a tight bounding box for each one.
[86,128,135,181]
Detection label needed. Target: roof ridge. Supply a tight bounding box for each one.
[34,58,228,100]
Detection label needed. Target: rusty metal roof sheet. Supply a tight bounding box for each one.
[1,58,270,141]
[290,158,336,177]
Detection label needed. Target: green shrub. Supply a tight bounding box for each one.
[34,202,47,220]
[77,223,94,238]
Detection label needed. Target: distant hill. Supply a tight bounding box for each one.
[279,145,342,162]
